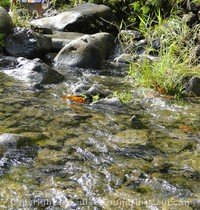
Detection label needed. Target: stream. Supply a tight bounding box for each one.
[0,60,199,210]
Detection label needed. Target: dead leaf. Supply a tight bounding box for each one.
[179,124,194,133]
[62,95,86,103]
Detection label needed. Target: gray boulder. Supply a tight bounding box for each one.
[30,3,117,34]
[0,56,64,85]
[54,32,115,69]
[184,76,200,96]
[5,27,52,59]
[46,31,85,52]
[0,6,13,35]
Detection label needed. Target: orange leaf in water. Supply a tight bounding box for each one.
[179,124,194,133]
[62,95,86,103]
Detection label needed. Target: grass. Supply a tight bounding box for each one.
[113,91,132,103]
[128,14,200,98]
[10,5,31,28]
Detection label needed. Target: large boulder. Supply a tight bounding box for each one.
[46,31,85,52]
[54,32,115,69]
[30,3,117,34]
[0,56,64,86]
[0,6,13,35]
[4,27,52,59]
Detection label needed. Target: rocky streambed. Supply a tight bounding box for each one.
[0,2,200,210]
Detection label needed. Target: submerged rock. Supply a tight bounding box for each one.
[0,133,34,154]
[54,32,115,69]
[91,97,129,114]
[0,6,13,35]
[0,56,64,85]
[5,27,52,59]
[30,3,117,34]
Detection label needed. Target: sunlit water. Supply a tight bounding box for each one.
[0,63,199,210]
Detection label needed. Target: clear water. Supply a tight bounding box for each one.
[0,63,199,210]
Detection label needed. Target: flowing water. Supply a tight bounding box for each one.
[0,62,199,210]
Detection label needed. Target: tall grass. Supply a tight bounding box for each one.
[128,14,200,97]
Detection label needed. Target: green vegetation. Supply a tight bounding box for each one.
[0,0,10,8]
[113,91,132,103]
[128,15,200,97]
[11,6,31,28]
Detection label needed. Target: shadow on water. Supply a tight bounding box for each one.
[0,63,200,209]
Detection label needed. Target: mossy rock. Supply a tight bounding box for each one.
[0,6,13,35]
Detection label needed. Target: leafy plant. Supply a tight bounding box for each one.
[113,91,132,103]
[92,94,100,102]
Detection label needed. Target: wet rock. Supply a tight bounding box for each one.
[0,56,18,69]
[46,31,85,51]
[0,133,34,154]
[134,39,147,54]
[5,27,52,59]
[85,84,112,98]
[92,97,123,107]
[1,56,64,85]
[130,115,145,129]
[184,76,200,96]
[54,32,115,69]
[30,3,117,34]
[91,97,128,114]
[114,53,139,64]
[0,6,13,35]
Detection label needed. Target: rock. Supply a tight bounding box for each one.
[114,53,139,64]
[0,56,18,69]
[85,84,111,98]
[4,27,52,59]
[46,31,85,52]
[0,133,34,154]
[1,56,64,85]
[92,97,122,106]
[130,115,145,129]
[91,97,125,113]
[182,12,198,27]
[189,45,200,64]
[30,3,117,34]
[134,39,148,54]
[0,6,13,35]
[119,30,144,42]
[184,76,200,96]
[54,32,115,69]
